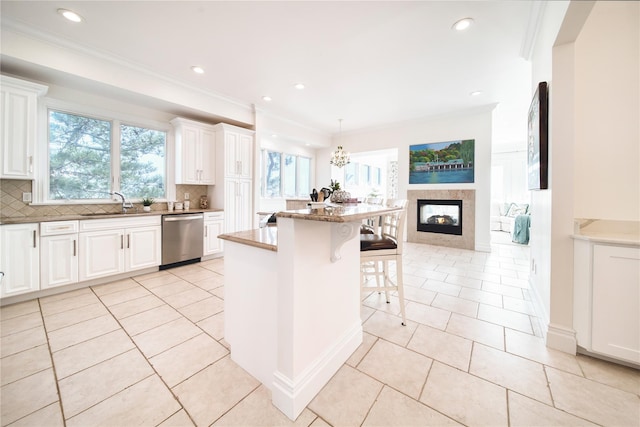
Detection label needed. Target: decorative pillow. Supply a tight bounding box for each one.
[507,204,528,217]
[500,203,513,216]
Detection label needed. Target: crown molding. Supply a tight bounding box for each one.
[520,1,547,61]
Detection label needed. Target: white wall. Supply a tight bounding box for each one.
[574,1,640,221]
[528,0,571,344]
[318,107,494,252]
[529,0,639,354]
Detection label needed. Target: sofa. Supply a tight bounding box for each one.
[490,202,530,233]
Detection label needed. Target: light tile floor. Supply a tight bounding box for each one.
[1,238,639,426]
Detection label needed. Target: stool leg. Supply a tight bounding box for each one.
[396,255,406,326]
[383,260,391,303]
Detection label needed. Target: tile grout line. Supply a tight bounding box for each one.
[36,297,68,427]
[88,285,201,427]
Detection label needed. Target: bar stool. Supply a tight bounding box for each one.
[360,200,407,325]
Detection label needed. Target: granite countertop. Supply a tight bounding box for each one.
[219,225,278,251]
[219,203,402,251]
[0,208,224,225]
[276,203,401,223]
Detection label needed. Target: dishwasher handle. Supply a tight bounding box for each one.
[163,214,204,222]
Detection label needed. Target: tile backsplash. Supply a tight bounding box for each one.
[0,179,210,218]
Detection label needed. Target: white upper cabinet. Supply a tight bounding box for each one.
[0,76,48,179]
[224,129,253,179]
[171,117,216,185]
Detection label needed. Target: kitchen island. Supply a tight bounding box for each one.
[218,203,401,420]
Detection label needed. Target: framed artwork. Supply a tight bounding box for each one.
[527,81,549,190]
[409,139,475,184]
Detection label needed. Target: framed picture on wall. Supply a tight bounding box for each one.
[409,139,475,184]
[527,81,549,190]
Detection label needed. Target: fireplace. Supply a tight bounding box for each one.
[417,199,462,235]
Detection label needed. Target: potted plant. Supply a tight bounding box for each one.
[141,197,154,212]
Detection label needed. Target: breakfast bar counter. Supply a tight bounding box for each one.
[218,203,400,420]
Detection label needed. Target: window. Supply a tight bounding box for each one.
[283,155,296,197]
[45,108,167,202]
[264,150,281,197]
[261,149,311,198]
[120,124,166,198]
[49,111,112,200]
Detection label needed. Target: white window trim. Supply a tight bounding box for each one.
[33,98,175,205]
[261,149,311,199]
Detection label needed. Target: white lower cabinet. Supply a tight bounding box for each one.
[0,223,40,298]
[126,226,162,271]
[225,179,252,233]
[591,244,640,363]
[40,221,79,289]
[574,239,640,365]
[204,212,224,257]
[79,216,161,282]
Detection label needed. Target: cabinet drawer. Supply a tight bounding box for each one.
[80,215,161,232]
[204,212,224,221]
[40,220,79,236]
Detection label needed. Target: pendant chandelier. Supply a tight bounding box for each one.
[330,119,350,168]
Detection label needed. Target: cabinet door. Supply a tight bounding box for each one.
[180,126,200,184]
[224,179,239,233]
[125,226,161,271]
[236,179,253,232]
[41,234,78,289]
[79,229,125,281]
[224,179,253,233]
[199,128,216,185]
[592,244,640,364]
[224,132,240,177]
[0,88,35,179]
[204,220,224,256]
[0,224,40,297]
[237,133,253,179]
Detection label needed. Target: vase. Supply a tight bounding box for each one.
[330,190,351,203]
[143,206,151,212]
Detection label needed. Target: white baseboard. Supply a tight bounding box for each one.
[271,320,362,421]
[546,323,577,355]
[475,242,492,252]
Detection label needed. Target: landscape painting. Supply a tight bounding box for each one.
[409,139,475,184]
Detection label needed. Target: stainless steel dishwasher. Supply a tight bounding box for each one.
[161,213,204,268]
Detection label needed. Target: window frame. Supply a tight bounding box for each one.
[260,148,312,199]
[33,98,174,205]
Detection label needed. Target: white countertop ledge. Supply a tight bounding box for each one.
[572,218,640,246]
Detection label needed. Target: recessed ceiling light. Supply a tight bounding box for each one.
[294,83,305,90]
[191,66,205,74]
[452,18,474,31]
[470,90,482,96]
[262,96,272,102]
[271,134,278,138]
[57,8,83,23]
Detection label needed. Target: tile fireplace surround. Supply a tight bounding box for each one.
[408,189,476,250]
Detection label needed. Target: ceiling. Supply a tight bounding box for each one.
[0,1,536,140]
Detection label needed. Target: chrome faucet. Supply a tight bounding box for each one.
[112,192,134,213]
